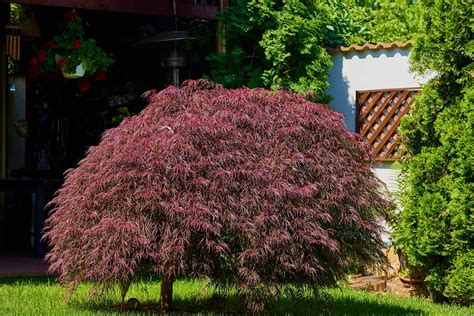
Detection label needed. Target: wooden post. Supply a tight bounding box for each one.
[160,275,173,312]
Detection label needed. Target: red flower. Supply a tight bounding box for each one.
[43,71,62,81]
[92,69,106,81]
[65,11,79,21]
[27,59,40,79]
[73,40,81,49]
[56,57,67,68]
[37,50,47,63]
[27,66,40,79]
[43,40,59,50]
[28,57,38,65]
[77,78,90,94]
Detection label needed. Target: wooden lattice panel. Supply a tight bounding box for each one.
[356,89,419,161]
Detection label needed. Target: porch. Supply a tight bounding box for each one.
[0,1,224,261]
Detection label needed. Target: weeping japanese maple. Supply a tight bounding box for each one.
[44,80,391,311]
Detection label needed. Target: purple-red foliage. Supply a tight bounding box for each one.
[45,80,391,306]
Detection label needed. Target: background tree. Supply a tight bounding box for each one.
[395,0,473,305]
[207,0,420,101]
[343,0,421,44]
[208,0,336,101]
[45,80,391,311]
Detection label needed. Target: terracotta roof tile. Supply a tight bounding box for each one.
[328,41,413,53]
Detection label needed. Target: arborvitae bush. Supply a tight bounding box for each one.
[395,0,473,305]
[45,80,391,311]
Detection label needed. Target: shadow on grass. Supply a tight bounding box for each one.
[70,292,425,315]
[270,293,424,315]
[0,276,56,285]
[68,293,245,315]
[0,276,425,315]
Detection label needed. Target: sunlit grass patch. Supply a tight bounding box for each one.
[0,276,472,315]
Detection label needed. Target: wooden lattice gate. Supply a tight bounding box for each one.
[356,89,419,161]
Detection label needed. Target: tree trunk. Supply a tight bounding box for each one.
[160,275,173,312]
[119,279,131,303]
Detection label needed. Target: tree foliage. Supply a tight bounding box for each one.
[207,0,421,101]
[45,80,391,311]
[343,0,421,44]
[395,0,473,305]
[208,0,336,101]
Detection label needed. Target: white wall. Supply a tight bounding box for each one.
[327,47,432,131]
[326,47,433,200]
[374,165,401,196]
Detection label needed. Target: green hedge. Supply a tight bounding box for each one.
[395,0,473,305]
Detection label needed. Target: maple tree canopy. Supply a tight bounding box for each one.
[45,80,391,310]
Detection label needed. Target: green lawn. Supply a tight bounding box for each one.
[0,277,472,315]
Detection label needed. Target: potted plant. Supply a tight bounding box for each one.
[35,11,113,92]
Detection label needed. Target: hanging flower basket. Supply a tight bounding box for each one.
[33,10,113,92]
[55,54,86,78]
[63,62,86,78]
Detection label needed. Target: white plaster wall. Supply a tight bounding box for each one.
[326,47,432,202]
[327,47,432,131]
[374,163,402,243]
[374,164,401,196]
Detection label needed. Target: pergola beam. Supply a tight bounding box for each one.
[0,0,218,19]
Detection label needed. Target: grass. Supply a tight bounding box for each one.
[0,276,472,315]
